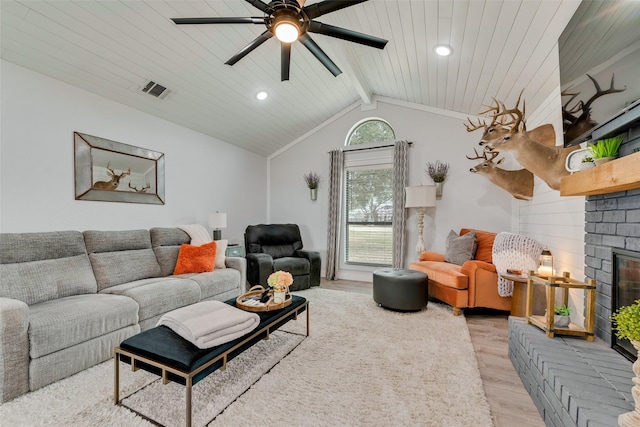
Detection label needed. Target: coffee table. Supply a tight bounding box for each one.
[114,295,308,427]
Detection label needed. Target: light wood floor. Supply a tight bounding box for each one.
[319,279,544,427]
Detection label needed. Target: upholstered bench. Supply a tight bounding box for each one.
[373,268,428,311]
[114,295,308,427]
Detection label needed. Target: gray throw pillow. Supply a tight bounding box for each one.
[445,230,478,265]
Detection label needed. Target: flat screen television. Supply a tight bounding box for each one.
[558,1,640,147]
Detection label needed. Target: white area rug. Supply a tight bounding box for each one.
[0,288,493,426]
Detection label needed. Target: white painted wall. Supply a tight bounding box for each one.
[0,60,267,244]
[514,46,587,326]
[268,98,515,281]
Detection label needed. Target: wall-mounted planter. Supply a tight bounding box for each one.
[310,188,318,201]
[434,182,443,197]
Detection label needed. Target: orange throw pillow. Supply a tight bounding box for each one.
[460,228,497,263]
[173,241,217,275]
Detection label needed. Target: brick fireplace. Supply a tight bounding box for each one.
[585,188,640,354]
[509,135,639,425]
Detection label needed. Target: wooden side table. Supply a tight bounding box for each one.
[501,273,547,317]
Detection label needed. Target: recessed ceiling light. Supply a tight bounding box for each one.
[256,91,268,101]
[434,45,452,56]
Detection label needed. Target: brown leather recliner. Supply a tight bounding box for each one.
[409,228,511,316]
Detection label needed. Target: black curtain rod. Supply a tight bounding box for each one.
[338,141,413,153]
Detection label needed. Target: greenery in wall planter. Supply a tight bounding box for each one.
[304,171,320,201]
[588,134,624,165]
[425,160,450,196]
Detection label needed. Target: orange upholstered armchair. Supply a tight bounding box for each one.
[409,228,511,316]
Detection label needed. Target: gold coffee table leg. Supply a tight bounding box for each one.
[186,378,192,427]
[114,350,120,404]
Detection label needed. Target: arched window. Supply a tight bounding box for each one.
[342,119,395,267]
[346,118,395,146]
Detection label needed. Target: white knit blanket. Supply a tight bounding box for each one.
[157,301,260,349]
[492,232,543,297]
[177,224,212,246]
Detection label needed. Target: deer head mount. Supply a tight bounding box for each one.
[93,162,131,191]
[466,148,534,201]
[562,74,626,143]
[465,94,578,191]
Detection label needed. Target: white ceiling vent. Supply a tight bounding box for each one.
[140,80,171,99]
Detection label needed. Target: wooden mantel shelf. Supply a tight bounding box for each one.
[560,151,640,196]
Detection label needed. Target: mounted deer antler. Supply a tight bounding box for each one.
[93,162,131,191]
[128,182,150,193]
[466,148,534,200]
[562,73,626,142]
[464,117,487,132]
[466,93,578,191]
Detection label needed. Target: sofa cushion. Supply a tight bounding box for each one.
[214,239,227,269]
[0,231,97,305]
[89,249,161,291]
[0,231,87,264]
[188,269,242,300]
[409,261,468,290]
[28,294,138,359]
[84,229,162,291]
[84,229,152,253]
[173,242,217,275]
[273,257,310,276]
[445,230,477,265]
[150,227,191,276]
[99,277,201,322]
[1,255,97,305]
[461,228,497,263]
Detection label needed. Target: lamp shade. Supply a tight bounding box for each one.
[405,186,437,208]
[208,212,227,229]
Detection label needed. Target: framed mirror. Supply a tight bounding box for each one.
[74,132,165,204]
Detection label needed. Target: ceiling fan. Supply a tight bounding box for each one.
[171,0,388,81]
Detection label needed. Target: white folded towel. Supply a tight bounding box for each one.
[157,301,260,349]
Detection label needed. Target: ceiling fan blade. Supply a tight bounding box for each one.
[304,0,369,20]
[281,43,291,81]
[172,17,264,25]
[244,0,271,14]
[308,21,387,49]
[299,33,342,77]
[225,30,273,66]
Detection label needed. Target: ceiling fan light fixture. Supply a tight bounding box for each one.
[273,15,300,43]
[434,45,452,56]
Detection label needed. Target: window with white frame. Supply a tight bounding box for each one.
[343,119,395,267]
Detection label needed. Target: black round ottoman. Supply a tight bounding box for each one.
[373,268,428,311]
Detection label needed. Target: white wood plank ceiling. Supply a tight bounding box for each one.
[2,1,635,157]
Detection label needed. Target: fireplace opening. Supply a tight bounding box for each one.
[612,248,640,362]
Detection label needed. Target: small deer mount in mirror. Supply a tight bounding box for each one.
[74,132,165,204]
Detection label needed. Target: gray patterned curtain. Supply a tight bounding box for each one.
[392,141,409,268]
[325,149,344,280]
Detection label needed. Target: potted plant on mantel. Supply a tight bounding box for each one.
[611,299,640,426]
[553,304,571,328]
[425,160,450,196]
[588,134,624,166]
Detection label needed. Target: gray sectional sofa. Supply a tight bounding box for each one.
[0,227,246,403]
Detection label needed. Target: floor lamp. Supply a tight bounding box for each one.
[405,185,437,254]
